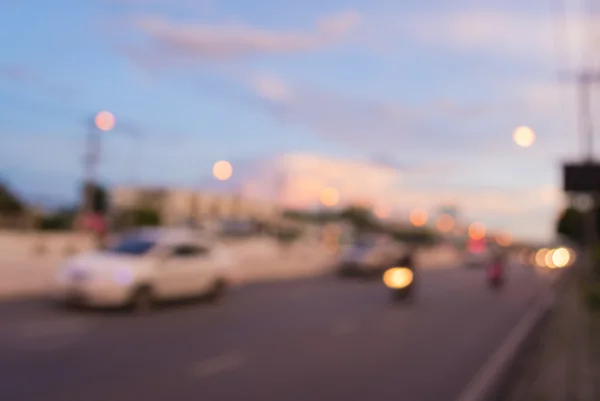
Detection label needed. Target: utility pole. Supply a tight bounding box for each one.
[573,71,600,255]
[577,71,599,163]
[82,120,101,217]
[79,111,114,238]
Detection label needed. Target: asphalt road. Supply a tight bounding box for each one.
[0,265,554,401]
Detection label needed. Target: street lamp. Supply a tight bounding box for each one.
[468,222,486,240]
[320,187,339,207]
[94,111,115,132]
[213,160,233,181]
[80,111,115,235]
[513,126,536,147]
[409,208,428,227]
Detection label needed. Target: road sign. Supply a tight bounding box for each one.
[563,163,600,192]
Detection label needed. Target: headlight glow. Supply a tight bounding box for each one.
[383,267,414,289]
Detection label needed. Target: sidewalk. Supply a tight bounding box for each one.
[503,275,599,401]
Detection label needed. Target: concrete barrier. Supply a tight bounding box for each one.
[0,237,336,301]
[0,230,94,264]
[0,230,463,301]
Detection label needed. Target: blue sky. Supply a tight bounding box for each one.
[0,0,593,240]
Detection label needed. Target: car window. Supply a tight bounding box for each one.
[354,237,377,249]
[108,237,156,255]
[171,245,209,258]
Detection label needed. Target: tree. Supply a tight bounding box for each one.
[339,206,379,233]
[557,207,586,244]
[0,181,24,213]
[82,181,109,214]
[39,208,77,231]
[391,227,437,246]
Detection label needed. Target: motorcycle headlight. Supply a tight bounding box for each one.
[383,267,414,289]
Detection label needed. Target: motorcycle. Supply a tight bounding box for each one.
[383,266,416,301]
[486,258,505,289]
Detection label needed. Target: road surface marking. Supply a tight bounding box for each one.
[18,319,89,339]
[456,291,553,401]
[191,352,244,378]
[7,318,93,351]
[330,318,356,336]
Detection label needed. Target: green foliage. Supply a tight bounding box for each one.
[0,181,25,213]
[38,208,77,231]
[591,242,600,280]
[557,207,585,244]
[339,206,378,233]
[81,182,109,214]
[391,227,437,246]
[283,209,339,223]
[113,208,161,229]
[584,282,600,309]
[276,228,302,244]
[131,208,160,227]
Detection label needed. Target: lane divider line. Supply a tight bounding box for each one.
[456,290,555,401]
[190,352,245,378]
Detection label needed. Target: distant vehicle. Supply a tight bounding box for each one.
[220,219,262,237]
[465,251,490,268]
[384,267,416,301]
[465,237,490,268]
[487,254,506,289]
[384,247,418,302]
[337,234,406,277]
[51,228,234,313]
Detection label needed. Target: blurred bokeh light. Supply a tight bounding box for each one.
[436,214,455,233]
[94,111,115,132]
[468,222,486,240]
[320,187,340,207]
[409,209,428,227]
[213,160,233,181]
[512,126,536,148]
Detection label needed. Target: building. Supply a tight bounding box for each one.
[110,186,281,227]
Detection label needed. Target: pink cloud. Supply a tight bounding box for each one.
[234,152,561,241]
[125,10,361,62]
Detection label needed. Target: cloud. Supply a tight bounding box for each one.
[252,74,291,103]
[122,10,361,64]
[231,151,561,240]
[403,11,553,59]
[371,7,593,69]
[248,72,488,153]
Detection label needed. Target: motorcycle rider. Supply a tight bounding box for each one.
[487,250,506,285]
[399,244,417,270]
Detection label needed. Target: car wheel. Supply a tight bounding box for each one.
[206,279,227,302]
[131,286,154,314]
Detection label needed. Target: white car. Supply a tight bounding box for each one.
[338,234,406,277]
[52,228,235,312]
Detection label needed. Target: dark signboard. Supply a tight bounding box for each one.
[563,163,600,192]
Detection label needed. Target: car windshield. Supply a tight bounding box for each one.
[108,237,156,255]
[354,236,377,249]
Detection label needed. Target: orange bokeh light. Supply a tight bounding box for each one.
[436,214,455,232]
[409,209,428,227]
[497,233,512,247]
[320,187,340,207]
[94,111,115,131]
[213,160,233,181]
[468,222,486,240]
